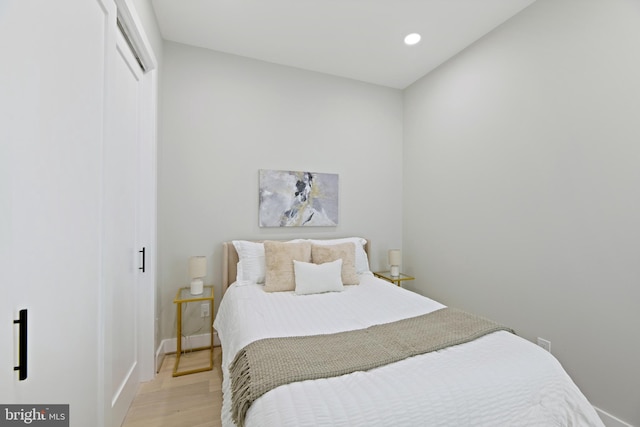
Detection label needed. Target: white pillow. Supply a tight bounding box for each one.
[234,260,252,286]
[308,237,370,274]
[232,240,265,283]
[233,239,307,284]
[293,259,344,295]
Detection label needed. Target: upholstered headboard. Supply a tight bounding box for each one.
[221,239,370,295]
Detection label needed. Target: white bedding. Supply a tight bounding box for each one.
[214,273,604,427]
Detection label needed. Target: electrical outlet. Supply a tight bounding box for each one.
[201,303,210,318]
[537,337,551,353]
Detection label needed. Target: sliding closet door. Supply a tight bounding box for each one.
[0,0,115,425]
[104,27,145,426]
[2,2,157,426]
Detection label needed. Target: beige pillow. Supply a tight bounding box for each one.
[311,242,359,285]
[264,240,312,292]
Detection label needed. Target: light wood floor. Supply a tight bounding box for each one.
[122,347,223,427]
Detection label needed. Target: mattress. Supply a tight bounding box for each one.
[214,273,604,427]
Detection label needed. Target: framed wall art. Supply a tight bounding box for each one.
[259,169,339,227]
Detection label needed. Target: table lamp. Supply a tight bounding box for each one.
[189,256,206,295]
[389,249,401,277]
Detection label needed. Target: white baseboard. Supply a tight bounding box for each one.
[154,342,165,373]
[595,407,634,427]
[155,331,219,372]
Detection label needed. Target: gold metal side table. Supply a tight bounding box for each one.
[173,285,214,377]
[373,271,415,287]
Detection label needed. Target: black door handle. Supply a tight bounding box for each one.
[13,309,27,381]
[139,247,146,273]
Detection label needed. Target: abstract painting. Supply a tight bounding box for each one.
[259,169,339,227]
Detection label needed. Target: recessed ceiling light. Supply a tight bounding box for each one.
[404,33,421,46]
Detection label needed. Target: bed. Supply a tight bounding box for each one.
[214,237,604,427]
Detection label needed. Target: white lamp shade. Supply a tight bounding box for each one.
[388,249,401,266]
[189,256,207,279]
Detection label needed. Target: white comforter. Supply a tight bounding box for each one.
[214,274,604,427]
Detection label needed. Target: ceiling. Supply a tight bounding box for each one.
[151,0,536,89]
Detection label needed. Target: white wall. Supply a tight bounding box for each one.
[403,0,640,425]
[158,41,403,341]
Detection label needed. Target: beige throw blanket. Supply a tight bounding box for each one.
[230,307,514,426]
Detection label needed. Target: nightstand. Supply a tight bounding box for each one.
[173,285,214,377]
[373,271,415,287]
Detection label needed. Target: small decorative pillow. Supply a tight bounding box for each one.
[311,242,359,285]
[294,259,344,295]
[309,237,370,274]
[264,240,312,292]
[232,240,266,283]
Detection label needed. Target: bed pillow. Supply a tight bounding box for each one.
[293,259,344,295]
[264,240,312,292]
[232,240,266,283]
[309,237,370,274]
[311,242,359,285]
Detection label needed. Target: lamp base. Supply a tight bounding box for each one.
[190,279,204,295]
[390,265,399,277]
